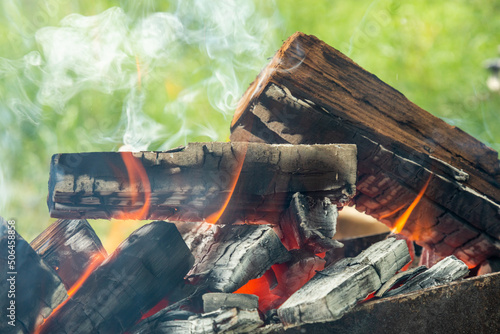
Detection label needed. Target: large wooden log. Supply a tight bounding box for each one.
[0,217,67,334]
[30,219,107,290]
[230,32,500,265]
[277,237,410,328]
[48,142,356,224]
[38,221,194,334]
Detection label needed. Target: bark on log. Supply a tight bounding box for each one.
[0,217,67,334]
[277,237,410,328]
[230,32,500,265]
[279,193,342,253]
[38,221,194,334]
[186,224,290,292]
[30,219,107,290]
[48,142,356,224]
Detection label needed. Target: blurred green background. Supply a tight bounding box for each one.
[1,0,499,249]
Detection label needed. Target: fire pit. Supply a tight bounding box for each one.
[1,32,500,334]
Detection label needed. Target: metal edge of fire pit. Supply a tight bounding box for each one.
[275,271,500,333]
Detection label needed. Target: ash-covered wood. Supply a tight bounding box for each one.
[132,307,264,334]
[187,224,290,292]
[38,221,194,334]
[203,293,258,313]
[48,142,356,223]
[0,217,67,334]
[379,255,468,298]
[374,266,427,298]
[177,221,219,261]
[280,193,342,253]
[277,237,410,328]
[30,219,107,290]
[230,32,500,264]
[326,231,390,266]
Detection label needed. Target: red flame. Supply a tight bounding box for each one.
[35,253,106,333]
[114,152,151,220]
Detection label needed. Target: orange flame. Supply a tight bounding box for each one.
[205,144,248,224]
[114,152,151,220]
[391,175,432,234]
[35,253,106,334]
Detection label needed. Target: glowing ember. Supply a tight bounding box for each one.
[114,151,151,220]
[391,175,432,234]
[35,253,106,334]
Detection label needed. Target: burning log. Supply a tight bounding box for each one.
[325,231,390,266]
[230,32,500,266]
[48,142,357,224]
[132,308,263,334]
[202,293,259,313]
[280,192,342,253]
[377,255,469,298]
[277,237,410,328]
[30,219,107,290]
[38,221,194,334]
[186,224,290,292]
[0,217,67,333]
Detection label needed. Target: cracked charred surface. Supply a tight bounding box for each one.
[38,221,194,334]
[48,142,356,224]
[230,32,500,266]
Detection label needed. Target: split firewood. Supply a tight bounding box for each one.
[230,32,500,264]
[48,142,357,224]
[378,255,468,298]
[202,293,259,313]
[0,217,67,334]
[186,224,290,293]
[280,192,342,253]
[30,219,107,290]
[132,308,264,334]
[38,221,194,334]
[277,237,410,328]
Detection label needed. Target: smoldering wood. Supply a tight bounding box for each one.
[132,308,264,334]
[277,237,410,328]
[379,255,468,298]
[230,32,500,263]
[186,224,290,293]
[38,221,194,334]
[202,293,259,313]
[0,217,67,334]
[176,221,219,261]
[280,192,342,253]
[30,219,107,290]
[478,257,500,275]
[374,266,427,298]
[281,271,500,334]
[48,142,357,224]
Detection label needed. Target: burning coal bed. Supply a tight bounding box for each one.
[3,32,500,333]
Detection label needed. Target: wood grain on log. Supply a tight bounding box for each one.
[48,142,356,224]
[30,219,107,290]
[186,224,290,292]
[230,32,500,264]
[39,221,194,334]
[0,217,67,334]
[202,293,259,313]
[277,237,410,328]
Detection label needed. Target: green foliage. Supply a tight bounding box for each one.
[0,0,498,243]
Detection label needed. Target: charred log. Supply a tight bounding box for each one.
[277,237,410,328]
[202,293,259,313]
[0,217,67,334]
[30,219,107,290]
[48,142,356,224]
[38,221,194,334]
[230,32,500,265]
[186,224,290,293]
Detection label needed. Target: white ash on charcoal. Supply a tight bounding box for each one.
[277,237,410,328]
[325,231,390,266]
[0,216,67,334]
[230,31,500,265]
[30,219,107,290]
[48,142,357,224]
[280,192,342,253]
[186,224,290,293]
[376,255,469,298]
[132,307,263,334]
[203,293,259,313]
[38,221,194,334]
[374,266,427,298]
